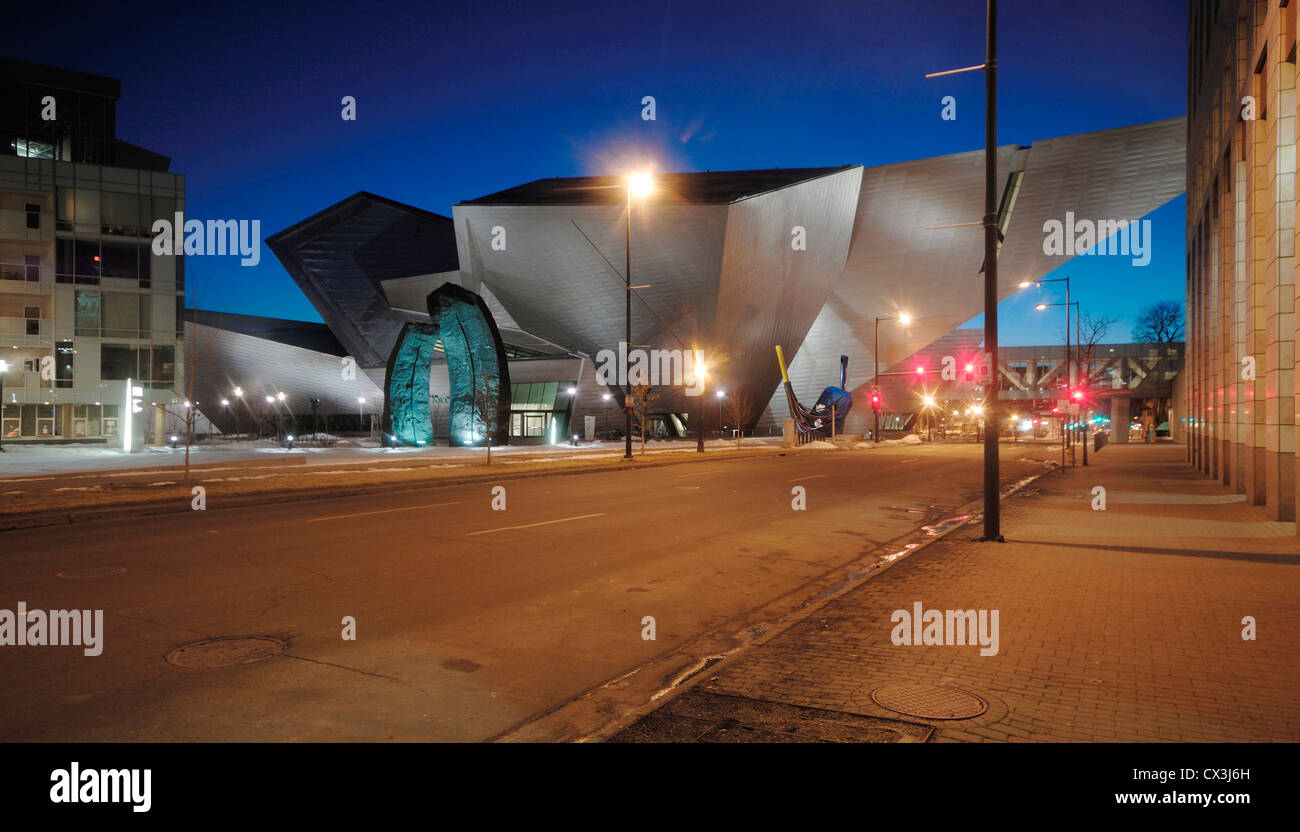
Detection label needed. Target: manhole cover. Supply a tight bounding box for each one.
[870,683,988,719]
[609,690,933,743]
[57,566,126,579]
[166,637,285,668]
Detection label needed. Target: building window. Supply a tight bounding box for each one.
[55,340,73,388]
[11,138,54,159]
[24,254,39,281]
[152,346,174,383]
[75,290,100,335]
[102,293,138,336]
[100,344,137,380]
[99,241,139,278]
[100,191,143,236]
[56,238,101,284]
[25,204,40,230]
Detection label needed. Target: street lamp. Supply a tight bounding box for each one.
[357,397,366,437]
[624,171,654,460]
[232,387,244,440]
[920,393,936,441]
[873,312,911,441]
[602,392,611,438]
[716,389,725,436]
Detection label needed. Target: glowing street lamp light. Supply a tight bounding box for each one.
[627,172,654,199]
[357,397,366,435]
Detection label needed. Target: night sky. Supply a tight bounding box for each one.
[10,0,1187,345]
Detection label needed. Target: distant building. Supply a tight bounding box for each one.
[0,59,183,447]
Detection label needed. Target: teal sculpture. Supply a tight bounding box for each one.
[382,282,512,447]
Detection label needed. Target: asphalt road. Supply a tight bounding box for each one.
[0,442,1054,741]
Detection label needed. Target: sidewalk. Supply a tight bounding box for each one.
[613,443,1300,742]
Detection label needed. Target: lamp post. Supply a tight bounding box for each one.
[624,172,654,461]
[716,389,725,437]
[0,359,8,452]
[232,386,244,440]
[873,312,911,441]
[921,394,936,442]
[357,397,366,437]
[264,395,275,441]
[602,392,611,438]
[1035,299,1082,465]
[694,361,707,452]
[926,0,1000,541]
[277,391,291,440]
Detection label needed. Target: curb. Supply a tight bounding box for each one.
[0,446,799,532]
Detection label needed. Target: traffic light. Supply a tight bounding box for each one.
[1071,390,1084,401]
[870,388,881,413]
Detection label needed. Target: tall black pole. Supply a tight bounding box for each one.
[696,381,704,452]
[1065,279,1072,465]
[981,0,1002,541]
[624,186,633,460]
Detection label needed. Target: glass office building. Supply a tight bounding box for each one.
[0,59,183,444]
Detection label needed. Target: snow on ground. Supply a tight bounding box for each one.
[0,435,786,477]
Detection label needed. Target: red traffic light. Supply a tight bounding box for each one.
[1071,390,1083,400]
[964,363,974,373]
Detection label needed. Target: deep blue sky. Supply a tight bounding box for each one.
[11,0,1187,345]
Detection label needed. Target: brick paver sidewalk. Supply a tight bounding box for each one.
[651,442,1300,741]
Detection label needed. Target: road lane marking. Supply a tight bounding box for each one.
[787,474,826,483]
[675,470,726,478]
[307,501,462,522]
[466,513,606,536]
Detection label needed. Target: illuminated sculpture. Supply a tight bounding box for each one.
[382,282,511,447]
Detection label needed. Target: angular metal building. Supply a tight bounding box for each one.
[236,118,1184,444]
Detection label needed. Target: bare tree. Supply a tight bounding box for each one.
[721,387,756,449]
[164,272,222,486]
[1132,300,1185,344]
[468,373,502,465]
[1074,312,1121,386]
[626,384,660,456]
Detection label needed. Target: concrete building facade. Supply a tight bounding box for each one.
[1188,0,1300,520]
